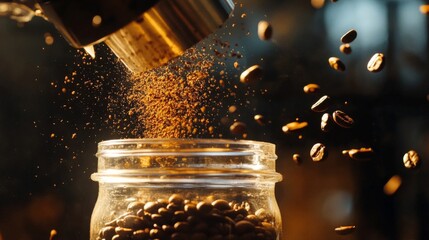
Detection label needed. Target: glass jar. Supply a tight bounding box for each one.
[90,139,283,240]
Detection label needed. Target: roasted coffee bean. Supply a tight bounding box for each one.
[184,203,197,215]
[230,121,247,135]
[169,194,184,205]
[311,95,331,112]
[127,201,145,212]
[115,227,133,237]
[303,83,320,94]
[367,53,385,72]
[162,224,175,234]
[310,143,327,162]
[403,150,420,169]
[149,228,166,239]
[292,153,302,165]
[255,208,272,221]
[258,20,273,40]
[173,210,187,222]
[339,43,352,54]
[332,110,354,128]
[321,113,331,132]
[157,198,169,208]
[341,29,357,43]
[143,201,159,214]
[328,57,346,72]
[254,114,268,126]
[167,203,182,212]
[212,199,231,211]
[133,229,149,239]
[334,225,356,235]
[174,221,191,233]
[282,121,308,133]
[235,220,256,235]
[347,148,374,161]
[196,201,213,215]
[100,226,116,239]
[111,235,126,240]
[240,65,262,83]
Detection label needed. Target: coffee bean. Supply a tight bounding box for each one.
[282,121,308,133]
[310,143,327,162]
[339,43,352,54]
[334,225,356,235]
[230,121,247,135]
[174,221,191,232]
[292,154,302,165]
[258,20,273,40]
[143,201,159,214]
[115,227,133,237]
[133,229,149,239]
[255,208,271,221]
[254,114,268,126]
[311,95,331,112]
[332,110,354,128]
[196,201,213,215]
[303,83,320,94]
[190,232,207,240]
[403,150,420,169]
[347,148,374,161]
[123,215,148,229]
[341,29,357,43]
[169,194,184,205]
[328,57,346,72]
[127,201,145,212]
[240,65,262,83]
[367,53,385,72]
[235,220,255,235]
[100,226,116,239]
[184,203,197,215]
[212,199,231,211]
[320,113,331,132]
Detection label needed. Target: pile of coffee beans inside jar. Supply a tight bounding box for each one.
[96,194,278,240]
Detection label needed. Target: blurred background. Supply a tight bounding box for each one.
[0,0,429,239]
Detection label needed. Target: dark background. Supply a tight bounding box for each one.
[1,0,429,239]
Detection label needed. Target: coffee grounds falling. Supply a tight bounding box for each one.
[126,48,218,138]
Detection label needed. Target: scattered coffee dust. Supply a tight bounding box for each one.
[125,48,218,138]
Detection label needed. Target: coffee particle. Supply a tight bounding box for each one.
[334,225,356,235]
[367,53,385,72]
[384,175,402,195]
[258,20,273,40]
[49,229,58,240]
[292,154,302,165]
[403,150,420,169]
[254,114,267,126]
[310,143,328,162]
[303,83,320,94]
[347,148,374,161]
[230,121,247,135]
[339,44,352,54]
[311,95,331,112]
[332,110,354,128]
[328,57,346,72]
[282,121,308,133]
[340,29,357,43]
[240,65,263,84]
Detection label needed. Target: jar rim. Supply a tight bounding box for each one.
[93,139,282,183]
[97,138,276,159]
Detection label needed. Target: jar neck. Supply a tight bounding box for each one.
[92,139,282,183]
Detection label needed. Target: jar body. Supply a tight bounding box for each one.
[90,139,283,240]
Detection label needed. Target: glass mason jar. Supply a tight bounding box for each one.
[90,139,283,240]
